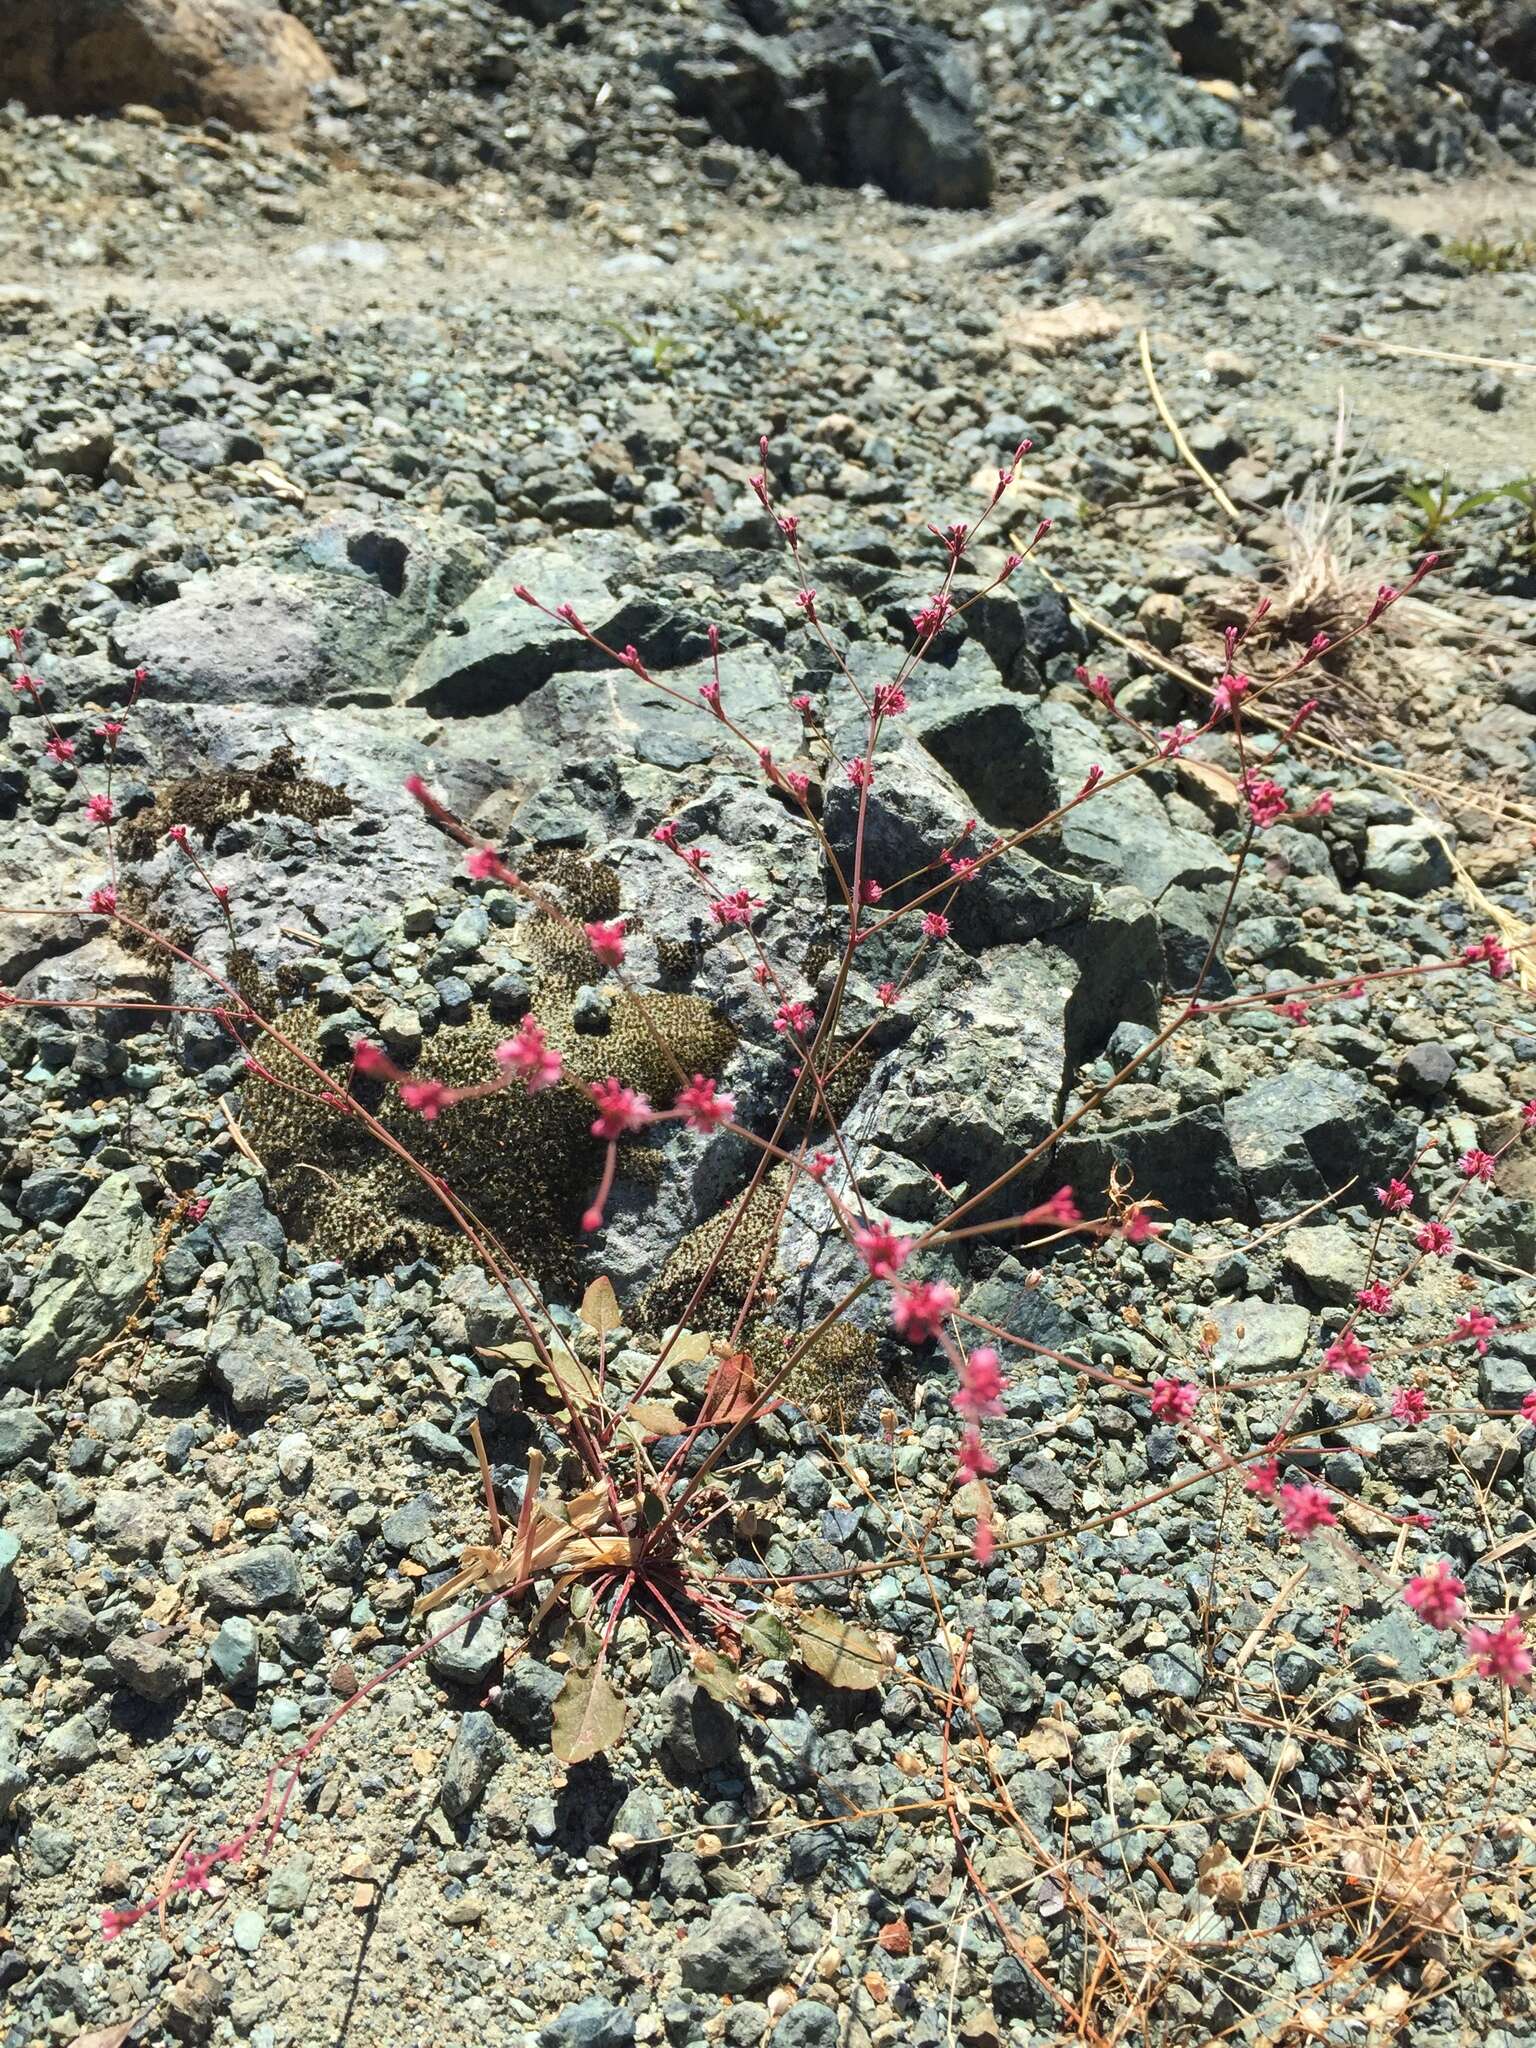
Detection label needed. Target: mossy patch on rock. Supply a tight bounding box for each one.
[239,839,736,1291]
[117,746,351,862]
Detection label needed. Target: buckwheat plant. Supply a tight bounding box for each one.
[3,438,1533,1969]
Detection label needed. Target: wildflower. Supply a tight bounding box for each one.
[465,846,508,881]
[912,592,954,639]
[166,823,190,847]
[873,680,907,717]
[1076,667,1115,706]
[101,1907,145,1941]
[796,588,817,618]
[1416,1219,1455,1256]
[1149,1377,1199,1423]
[555,601,584,630]
[89,886,117,915]
[675,1074,735,1132]
[1245,1456,1280,1499]
[1460,1147,1497,1184]
[1302,790,1334,818]
[956,1428,997,1483]
[1300,631,1331,662]
[943,853,978,884]
[709,888,764,928]
[890,1280,958,1345]
[931,519,970,558]
[846,757,874,789]
[858,877,883,905]
[1451,1307,1497,1354]
[1356,1281,1393,1316]
[921,911,950,940]
[681,846,712,872]
[1366,582,1399,624]
[85,792,115,824]
[1522,1389,1536,1425]
[854,1222,911,1281]
[1403,1560,1465,1631]
[953,1346,1006,1421]
[10,670,38,697]
[1522,1099,1536,1128]
[1077,765,1104,797]
[1375,1178,1413,1213]
[653,822,679,849]
[1212,672,1250,718]
[495,1018,563,1094]
[399,1078,452,1121]
[774,998,815,1037]
[352,1039,393,1077]
[1277,996,1309,1024]
[44,733,75,762]
[790,692,813,715]
[784,770,810,798]
[589,1078,651,1140]
[1463,934,1512,980]
[584,918,627,969]
[699,679,722,715]
[1157,722,1195,758]
[1031,1186,1081,1228]
[1466,1615,1533,1688]
[1392,1386,1428,1424]
[972,1517,997,1566]
[1278,1482,1336,1538]
[1120,1206,1158,1243]
[95,715,125,743]
[1240,773,1288,829]
[776,513,799,544]
[877,981,898,1007]
[1324,1330,1372,1382]
[618,644,645,672]
[804,1151,836,1181]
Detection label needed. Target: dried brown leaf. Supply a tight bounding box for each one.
[551,1665,626,1766]
[795,1607,887,1691]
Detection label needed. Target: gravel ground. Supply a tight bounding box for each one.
[3,6,1536,2047]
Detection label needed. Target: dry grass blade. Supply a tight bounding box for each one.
[1298,1816,1468,1943]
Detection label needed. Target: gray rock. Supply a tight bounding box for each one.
[32,415,114,479]
[1362,822,1453,899]
[540,1999,637,2048]
[4,1171,155,1388]
[665,15,993,209]
[211,1317,316,1417]
[94,1490,167,1561]
[441,1710,504,1821]
[770,2007,840,2048]
[679,1898,789,1996]
[198,1547,302,1616]
[0,1529,19,1619]
[662,1676,740,1773]
[1208,1298,1311,1374]
[108,1634,189,1705]
[39,1712,98,1777]
[1282,1223,1364,1307]
[112,514,484,709]
[426,1603,507,1690]
[1056,1101,1243,1223]
[1225,1063,1414,1220]
[209,1615,260,1688]
[0,1408,53,1469]
[0,1701,26,1817]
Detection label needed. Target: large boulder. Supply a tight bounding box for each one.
[665,11,994,209]
[3,1172,156,1389]
[1,0,332,132]
[111,515,486,709]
